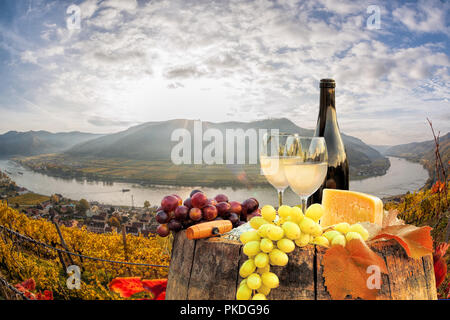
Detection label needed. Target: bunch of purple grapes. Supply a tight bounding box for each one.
[155,190,261,237]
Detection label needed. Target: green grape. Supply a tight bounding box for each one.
[323,230,341,243]
[311,223,323,237]
[243,240,261,256]
[252,293,267,300]
[305,204,324,222]
[345,231,363,242]
[278,205,292,218]
[257,224,272,238]
[257,284,271,296]
[266,225,284,241]
[239,259,256,278]
[281,221,301,240]
[269,248,288,266]
[277,238,295,253]
[348,223,369,241]
[261,205,277,222]
[240,230,261,244]
[334,222,350,234]
[260,238,274,253]
[261,272,279,289]
[331,234,346,247]
[290,206,304,223]
[239,279,247,287]
[299,217,316,234]
[254,252,269,268]
[247,273,262,290]
[236,284,252,300]
[294,233,310,247]
[312,236,329,247]
[250,217,269,230]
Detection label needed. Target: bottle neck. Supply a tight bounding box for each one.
[316,87,336,135]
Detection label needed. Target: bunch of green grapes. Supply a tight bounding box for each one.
[236,204,370,300]
[322,222,369,247]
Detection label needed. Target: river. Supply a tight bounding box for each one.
[0,157,428,207]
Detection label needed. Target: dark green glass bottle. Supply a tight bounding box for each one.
[310,79,349,204]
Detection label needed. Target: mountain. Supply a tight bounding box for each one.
[385,132,450,185]
[0,131,103,157]
[66,118,387,168]
[385,133,450,159]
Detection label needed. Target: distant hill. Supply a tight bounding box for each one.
[0,131,103,157]
[385,132,450,185]
[66,118,387,168]
[14,119,390,187]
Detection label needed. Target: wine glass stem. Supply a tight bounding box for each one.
[277,189,284,208]
[299,196,308,213]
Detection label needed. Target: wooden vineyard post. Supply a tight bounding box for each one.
[121,225,129,261]
[50,209,74,270]
[166,232,438,300]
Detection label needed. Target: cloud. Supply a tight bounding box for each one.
[393,0,450,34]
[0,0,448,144]
[79,0,100,20]
[165,65,208,79]
[20,50,38,64]
[87,116,140,127]
[101,0,138,12]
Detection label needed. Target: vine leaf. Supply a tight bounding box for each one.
[433,243,449,288]
[371,225,433,259]
[382,209,404,228]
[109,277,146,298]
[109,277,167,300]
[142,279,167,300]
[322,239,387,300]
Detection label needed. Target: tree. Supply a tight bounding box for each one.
[108,216,121,231]
[144,200,150,208]
[65,206,74,215]
[76,199,90,215]
[50,194,60,204]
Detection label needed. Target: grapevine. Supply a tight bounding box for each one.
[0,201,170,299]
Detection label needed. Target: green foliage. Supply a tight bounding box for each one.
[385,187,449,298]
[76,199,90,215]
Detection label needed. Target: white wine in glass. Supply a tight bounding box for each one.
[283,136,328,213]
[260,133,291,207]
[260,156,289,190]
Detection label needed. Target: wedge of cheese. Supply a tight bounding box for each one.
[320,189,383,227]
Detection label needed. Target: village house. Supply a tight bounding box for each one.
[91,214,106,222]
[87,221,106,234]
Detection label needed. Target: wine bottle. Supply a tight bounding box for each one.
[310,79,349,204]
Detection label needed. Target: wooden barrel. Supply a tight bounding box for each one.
[165,230,437,300]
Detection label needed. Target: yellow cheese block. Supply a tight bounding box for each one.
[320,189,383,227]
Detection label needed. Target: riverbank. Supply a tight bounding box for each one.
[0,156,429,207]
[350,157,429,198]
[13,153,391,189]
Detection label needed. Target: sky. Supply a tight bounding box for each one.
[0,0,448,145]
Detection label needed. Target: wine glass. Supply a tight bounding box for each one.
[283,136,328,213]
[260,133,291,208]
